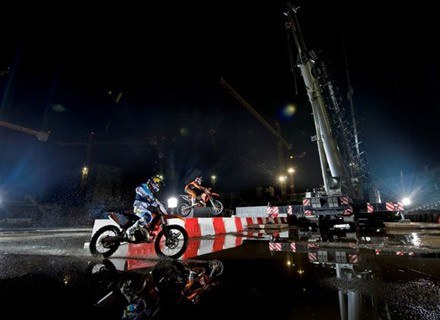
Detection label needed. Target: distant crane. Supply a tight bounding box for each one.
[219,77,293,195]
[0,120,50,141]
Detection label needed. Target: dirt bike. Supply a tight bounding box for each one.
[176,187,224,217]
[89,203,189,259]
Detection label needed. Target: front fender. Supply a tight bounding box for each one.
[164,214,185,221]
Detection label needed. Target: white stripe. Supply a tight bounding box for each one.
[167,218,185,227]
[224,235,238,250]
[240,217,248,228]
[198,218,215,236]
[198,239,215,256]
[91,218,120,237]
[223,217,237,233]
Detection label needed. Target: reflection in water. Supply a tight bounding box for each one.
[87,258,224,319]
[269,223,440,320]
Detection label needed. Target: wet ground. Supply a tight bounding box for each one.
[0,225,440,320]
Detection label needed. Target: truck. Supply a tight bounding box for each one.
[283,4,404,230]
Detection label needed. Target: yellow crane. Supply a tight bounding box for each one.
[219,77,294,196]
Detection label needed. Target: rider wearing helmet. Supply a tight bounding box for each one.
[126,175,166,241]
[184,176,206,206]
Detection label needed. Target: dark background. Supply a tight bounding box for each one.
[1,1,439,202]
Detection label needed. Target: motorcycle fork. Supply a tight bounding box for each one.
[160,216,171,237]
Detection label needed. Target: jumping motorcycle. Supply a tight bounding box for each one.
[89,203,189,259]
[176,187,224,217]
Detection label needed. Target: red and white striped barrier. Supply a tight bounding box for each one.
[86,217,286,261]
[88,216,288,244]
[374,249,415,256]
[108,234,248,270]
[267,206,279,217]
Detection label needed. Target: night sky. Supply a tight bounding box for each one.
[1,1,439,201]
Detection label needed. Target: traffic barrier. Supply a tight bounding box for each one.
[85,217,287,264]
[235,205,290,217]
[89,216,287,239]
[85,217,284,253]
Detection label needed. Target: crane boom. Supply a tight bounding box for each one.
[285,5,346,195]
[219,77,292,151]
[0,120,50,142]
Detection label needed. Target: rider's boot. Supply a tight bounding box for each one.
[191,197,196,207]
[126,221,140,241]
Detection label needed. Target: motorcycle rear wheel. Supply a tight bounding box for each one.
[177,202,194,217]
[210,200,224,216]
[89,225,122,258]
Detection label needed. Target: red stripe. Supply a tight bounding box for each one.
[236,236,243,247]
[290,242,296,252]
[257,217,264,224]
[126,243,156,270]
[183,239,201,259]
[184,218,201,237]
[127,243,155,257]
[213,234,226,252]
[126,257,157,271]
[212,217,226,234]
[246,217,254,225]
[386,202,394,211]
[235,217,244,232]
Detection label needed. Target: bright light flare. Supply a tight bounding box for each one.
[282,103,297,117]
[167,197,178,208]
[402,197,411,206]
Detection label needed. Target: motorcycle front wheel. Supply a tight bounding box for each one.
[176,202,194,217]
[154,225,189,259]
[208,259,224,277]
[89,225,122,258]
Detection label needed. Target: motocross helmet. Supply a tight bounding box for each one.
[148,175,164,193]
[195,176,202,185]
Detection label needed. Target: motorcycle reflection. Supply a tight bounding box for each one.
[87,258,224,319]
